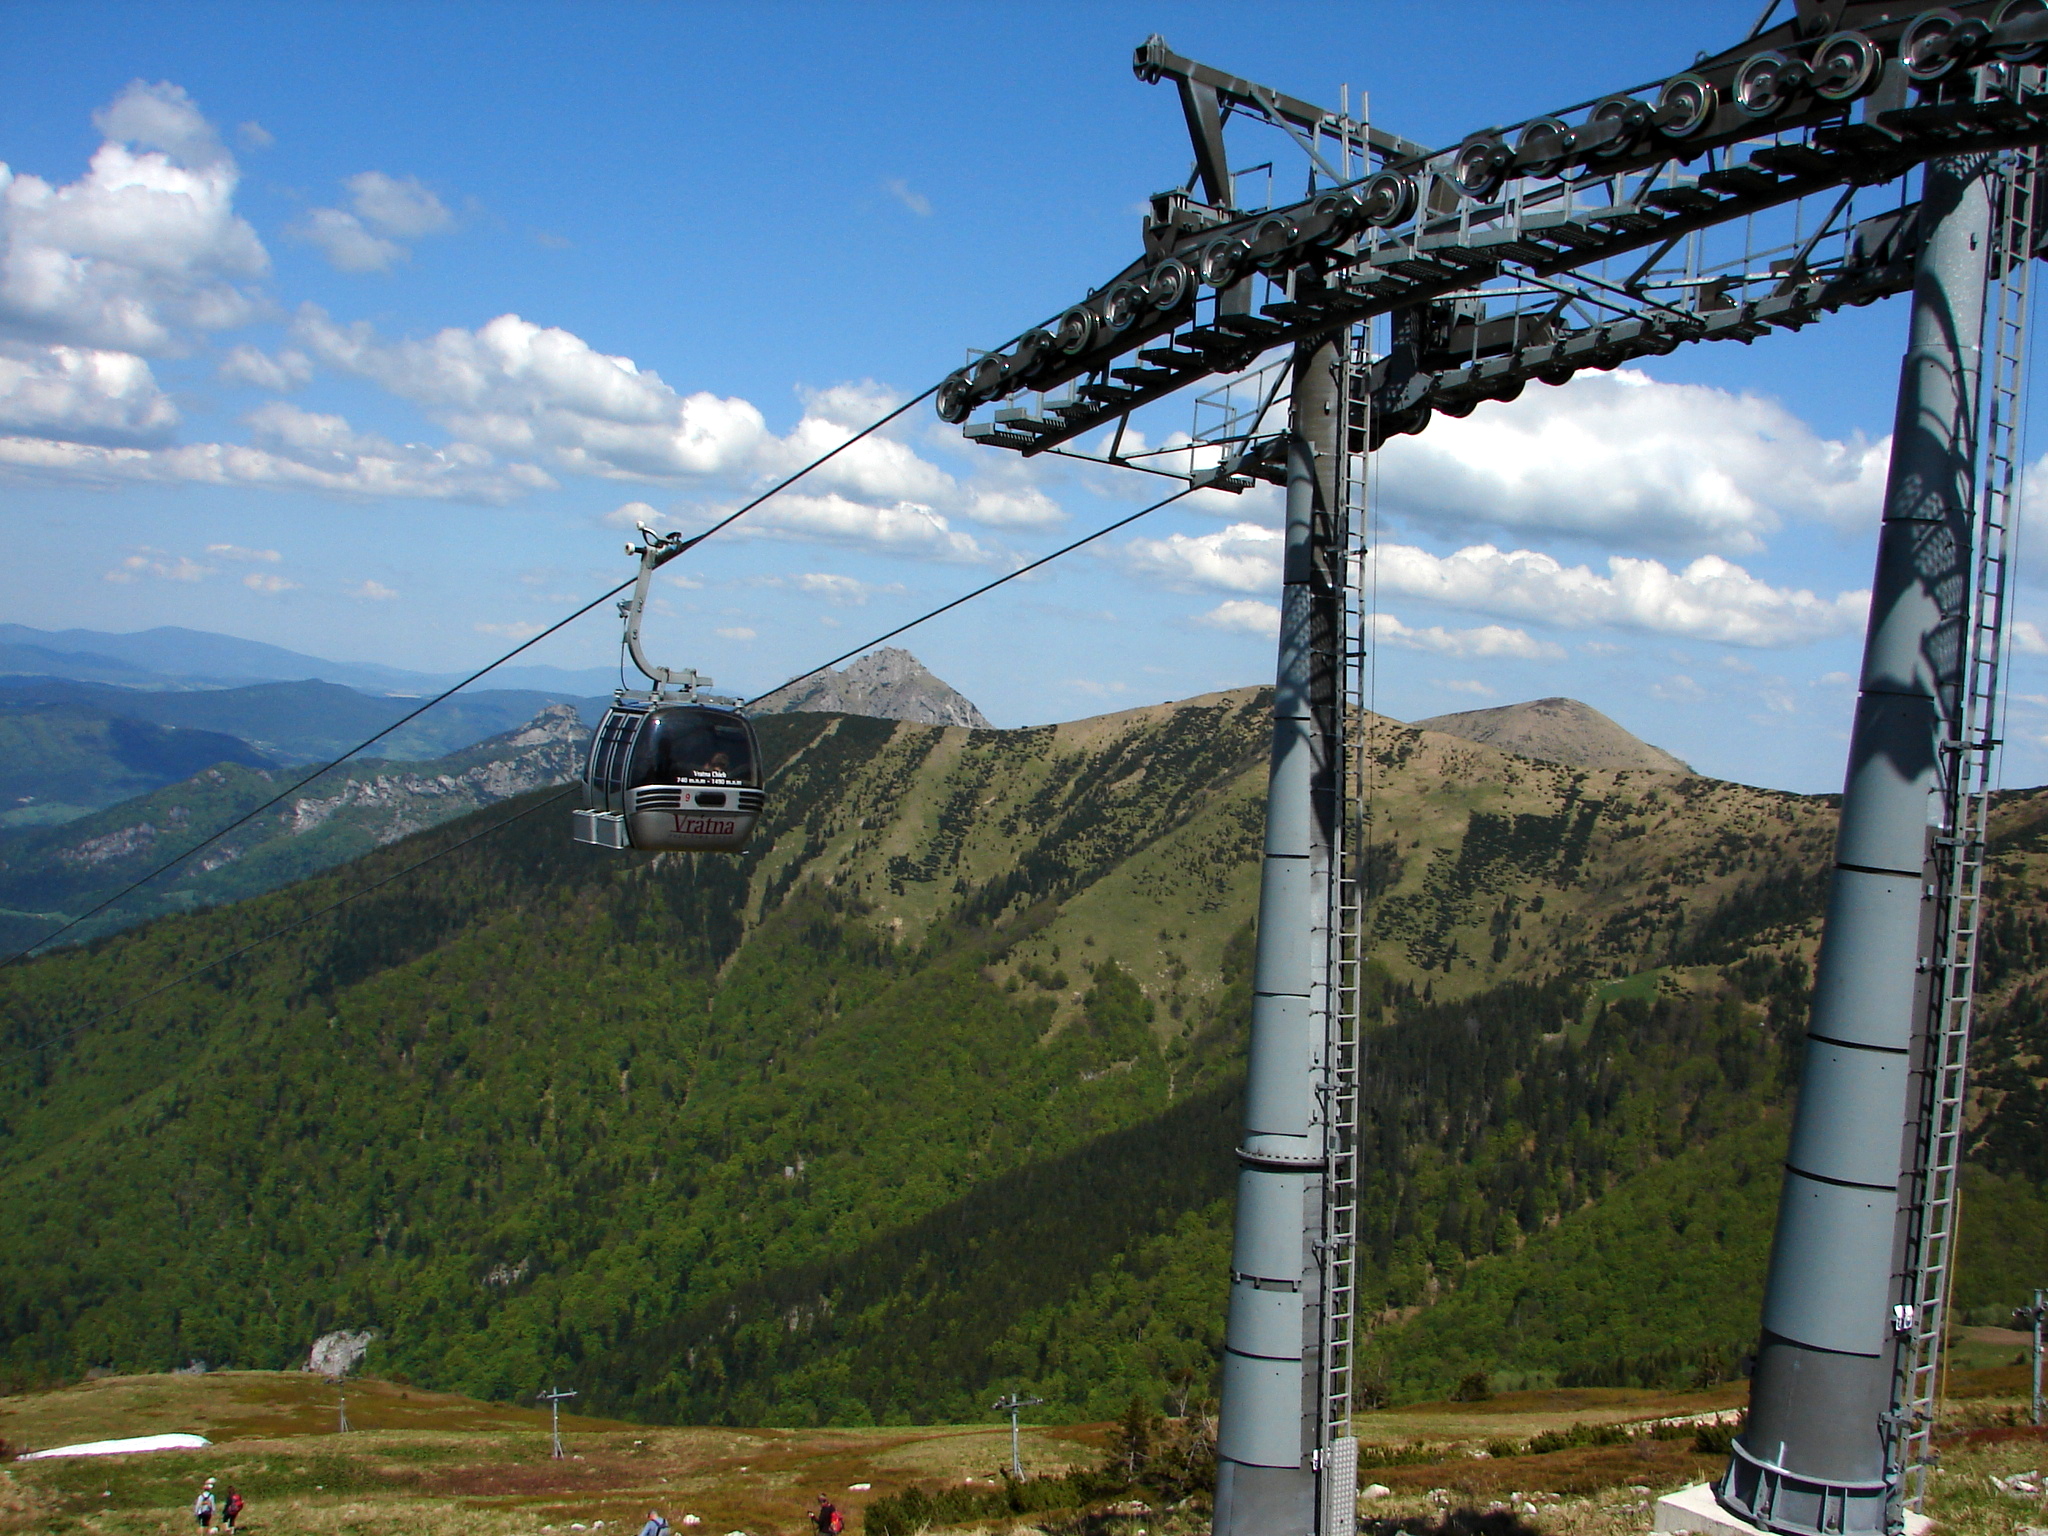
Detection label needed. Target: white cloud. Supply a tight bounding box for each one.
[292,207,407,274]
[218,344,311,391]
[1652,674,1709,703]
[795,572,887,605]
[206,542,280,562]
[1376,369,1889,555]
[716,625,756,640]
[235,121,274,152]
[1433,678,1497,697]
[2012,619,2048,655]
[884,178,932,217]
[242,571,298,593]
[293,171,455,275]
[0,81,267,355]
[1196,599,1279,636]
[602,499,664,529]
[105,546,213,583]
[295,312,1050,541]
[94,82,226,167]
[297,308,771,475]
[0,342,177,444]
[475,620,543,639]
[0,399,553,503]
[344,172,452,239]
[737,492,989,561]
[351,579,398,600]
[1123,521,1280,593]
[1370,612,1565,660]
[1372,542,1868,648]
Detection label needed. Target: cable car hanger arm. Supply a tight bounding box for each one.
[620,526,716,699]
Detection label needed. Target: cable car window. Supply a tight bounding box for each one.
[631,709,756,785]
[587,710,644,796]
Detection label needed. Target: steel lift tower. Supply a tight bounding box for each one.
[940,9,2048,1535]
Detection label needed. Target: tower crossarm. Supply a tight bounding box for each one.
[942,5,2048,456]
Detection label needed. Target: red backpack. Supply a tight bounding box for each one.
[827,1510,844,1533]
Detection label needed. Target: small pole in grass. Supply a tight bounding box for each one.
[540,1387,578,1459]
[2016,1290,2046,1427]
[991,1393,1043,1479]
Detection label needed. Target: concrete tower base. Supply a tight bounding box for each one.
[1652,1484,1930,1536]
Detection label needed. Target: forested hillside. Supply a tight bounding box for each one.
[1,693,2044,1425]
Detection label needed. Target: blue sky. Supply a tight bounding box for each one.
[4,0,2045,792]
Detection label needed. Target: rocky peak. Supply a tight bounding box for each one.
[754,647,991,730]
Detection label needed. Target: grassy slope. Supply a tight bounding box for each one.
[1,696,2044,1422]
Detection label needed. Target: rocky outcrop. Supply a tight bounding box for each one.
[755,648,991,730]
[282,703,588,845]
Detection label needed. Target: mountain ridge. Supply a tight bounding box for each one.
[1410,695,1693,775]
[0,689,2041,1422]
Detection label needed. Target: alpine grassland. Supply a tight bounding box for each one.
[3,693,2046,1429]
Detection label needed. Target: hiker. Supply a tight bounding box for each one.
[222,1488,245,1533]
[193,1480,216,1533]
[810,1496,843,1536]
[638,1511,667,1536]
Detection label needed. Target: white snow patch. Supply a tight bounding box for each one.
[18,1433,211,1460]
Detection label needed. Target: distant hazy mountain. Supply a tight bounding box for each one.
[755,647,992,729]
[1411,696,1692,775]
[0,703,276,828]
[0,624,622,696]
[0,675,603,767]
[0,704,589,952]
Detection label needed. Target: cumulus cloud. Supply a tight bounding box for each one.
[218,344,312,391]
[1370,612,1565,660]
[716,625,756,640]
[1123,521,1861,649]
[292,207,406,274]
[105,546,213,583]
[1372,542,1868,648]
[2013,619,2048,655]
[242,571,298,593]
[795,572,891,605]
[1194,598,1279,635]
[294,171,454,273]
[1433,678,1498,698]
[0,397,553,504]
[350,579,398,600]
[206,542,280,562]
[737,492,988,561]
[1376,369,1889,555]
[290,310,1042,544]
[0,342,177,444]
[344,172,452,239]
[0,80,267,355]
[1123,522,1279,593]
[475,620,543,639]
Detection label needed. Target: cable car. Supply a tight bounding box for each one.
[571,527,766,853]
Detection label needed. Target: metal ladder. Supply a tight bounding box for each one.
[1316,320,1371,1536]
[1894,135,2038,1514]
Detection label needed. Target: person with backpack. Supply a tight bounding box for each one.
[810,1496,843,1536]
[221,1488,244,1533]
[637,1511,667,1536]
[192,1480,216,1533]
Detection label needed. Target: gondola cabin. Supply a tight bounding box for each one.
[572,700,765,852]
